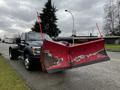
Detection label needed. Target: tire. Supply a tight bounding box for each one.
[9,49,18,60]
[24,54,33,71]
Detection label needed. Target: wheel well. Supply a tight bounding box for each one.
[24,50,30,59]
[24,48,33,59]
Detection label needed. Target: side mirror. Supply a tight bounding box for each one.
[16,38,21,44]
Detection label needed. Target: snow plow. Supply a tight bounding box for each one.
[40,38,110,73]
[37,13,110,73]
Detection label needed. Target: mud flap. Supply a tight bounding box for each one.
[40,39,110,73]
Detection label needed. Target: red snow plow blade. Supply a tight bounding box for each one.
[40,39,110,73]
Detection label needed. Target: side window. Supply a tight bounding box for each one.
[21,33,25,41]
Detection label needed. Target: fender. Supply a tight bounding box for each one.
[24,46,33,58]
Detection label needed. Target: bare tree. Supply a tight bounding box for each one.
[114,0,120,35]
[104,0,114,35]
[104,0,120,36]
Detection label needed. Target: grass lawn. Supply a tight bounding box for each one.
[0,56,30,90]
[105,44,120,52]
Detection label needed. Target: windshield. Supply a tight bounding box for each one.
[27,32,52,41]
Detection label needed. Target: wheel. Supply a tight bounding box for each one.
[9,49,18,60]
[24,54,33,71]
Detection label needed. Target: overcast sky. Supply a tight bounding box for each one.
[0,0,106,37]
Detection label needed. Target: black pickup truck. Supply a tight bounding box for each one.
[9,31,52,70]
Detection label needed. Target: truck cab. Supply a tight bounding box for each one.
[9,31,52,70]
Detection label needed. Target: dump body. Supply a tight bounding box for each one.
[40,38,110,73]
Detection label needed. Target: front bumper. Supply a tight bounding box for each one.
[30,55,40,64]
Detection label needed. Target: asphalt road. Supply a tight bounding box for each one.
[0,42,120,90]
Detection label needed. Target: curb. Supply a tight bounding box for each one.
[106,49,120,52]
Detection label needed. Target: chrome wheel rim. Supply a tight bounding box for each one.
[25,57,29,69]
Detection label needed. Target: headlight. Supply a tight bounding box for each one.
[32,47,41,55]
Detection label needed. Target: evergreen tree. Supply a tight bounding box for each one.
[32,21,39,32]
[32,0,61,37]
